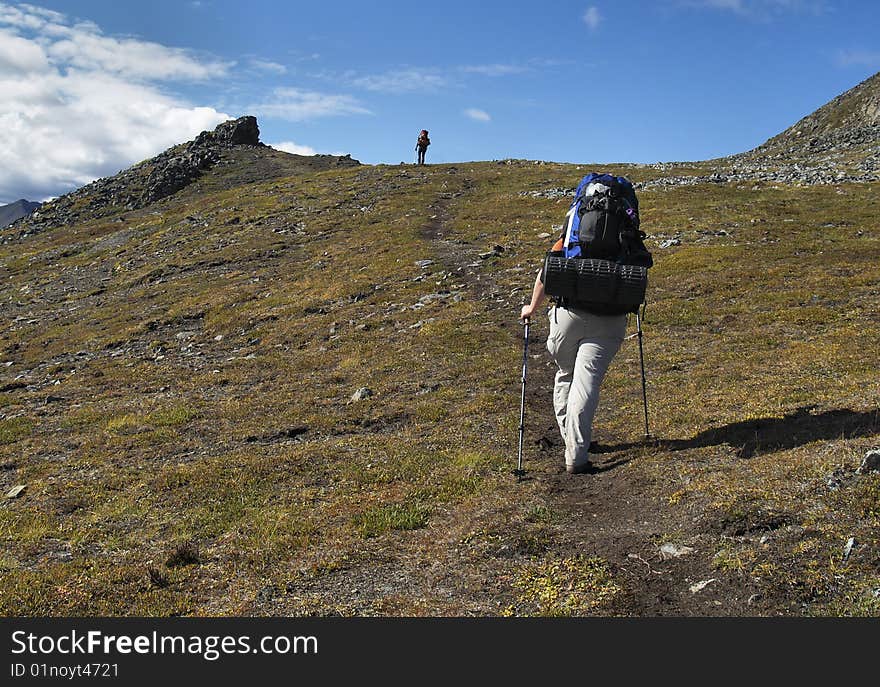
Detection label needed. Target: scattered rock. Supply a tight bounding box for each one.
[479,245,505,259]
[842,537,855,563]
[856,449,880,475]
[658,238,681,248]
[689,578,717,593]
[6,484,26,499]
[245,426,308,443]
[416,382,441,395]
[659,543,695,559]
[825,466,849,491]
[519,188,574,199]
[635,164,877,190]
[411,291,460,308]
[415,260,434,269]
[350,387,373,403]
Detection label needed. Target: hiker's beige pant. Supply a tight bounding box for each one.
[546,306,627,469]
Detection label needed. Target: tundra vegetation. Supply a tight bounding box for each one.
[0,128,878,617]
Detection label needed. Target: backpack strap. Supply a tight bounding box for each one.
[563,202,581,258]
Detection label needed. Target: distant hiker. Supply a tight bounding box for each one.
[519,173,652,474]
[415,129,430,165]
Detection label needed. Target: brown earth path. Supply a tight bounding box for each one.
[422,180,775,616]
[519,337,767,616]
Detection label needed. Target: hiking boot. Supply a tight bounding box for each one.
[566,462,596,475]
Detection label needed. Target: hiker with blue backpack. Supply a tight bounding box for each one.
[519,173,653,474]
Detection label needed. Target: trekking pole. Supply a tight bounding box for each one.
[515,317,530,477]
[635,305,652,441]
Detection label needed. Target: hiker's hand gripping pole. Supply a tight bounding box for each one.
[517,270,546,477]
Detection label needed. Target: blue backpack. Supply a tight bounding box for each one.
[562,173,652,268]
[542,173,653,316]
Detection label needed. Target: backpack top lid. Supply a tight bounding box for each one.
[563,172,642,260]
[573,172,633,201]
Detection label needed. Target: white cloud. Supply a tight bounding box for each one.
[45,32,232,81]
[0,69,228,202]
[270,141,317,156]
[249,87,371,121]
[0,3,369,201]
[0,28,49,73]
[2,4,230,80]
[695,0,744,10]
[0,3,64,31]
[836,50,880,68]
[464,108,491,122]
[0,3,231,203]
[679,0,828,16]
[351,68,448,93]
[249,58,287,75]
[461,63,528,77]
[582,6,601,30]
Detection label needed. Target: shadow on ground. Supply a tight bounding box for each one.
[595,406,879,458]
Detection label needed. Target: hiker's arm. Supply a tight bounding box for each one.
[520,270,546,321]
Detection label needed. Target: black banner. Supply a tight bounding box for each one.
[0,617,873,684]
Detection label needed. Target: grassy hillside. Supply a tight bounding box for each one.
[1,158,878,616]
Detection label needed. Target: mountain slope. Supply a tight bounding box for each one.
[731,70,880,176]
[1,151,877,617]
[5,116,359,241]
[1,85,879,617]
[0,199,41,228]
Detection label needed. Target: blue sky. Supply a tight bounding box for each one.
[1,0,879,202]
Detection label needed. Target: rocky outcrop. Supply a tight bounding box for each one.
[635,162,878,189]
[209,116,261,146]
[733,71,880,167]
[0,199,41,228]
[125,116,265,208]
[4,116,332,241]
[631,71,880,188]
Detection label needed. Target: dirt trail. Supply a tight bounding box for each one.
[416,179,770,616]
[518,326,770,616]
